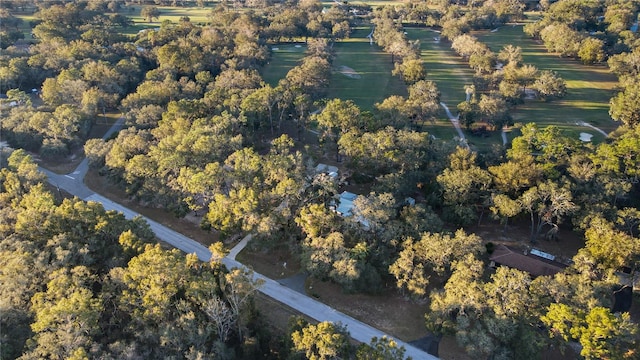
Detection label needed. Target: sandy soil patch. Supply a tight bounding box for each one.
[339,65,361,79]
[579,132,593,142]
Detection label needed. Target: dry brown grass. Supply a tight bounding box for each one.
[36,150,85,174]
[238,246,428,342]
[438,336,472,360]
[237,246,302,279]
[253,292,314,334]
[306,279,429,342]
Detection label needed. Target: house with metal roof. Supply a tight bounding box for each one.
[489,245,567,277]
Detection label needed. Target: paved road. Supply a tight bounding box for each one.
[576,120,608,138]
[40,119,438,360]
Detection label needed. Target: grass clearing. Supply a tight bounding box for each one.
[406,28,475,105]
[119,5,214,25]
[321,0,407,7]
[306,279,429,342]
[405,27,476,141]
[116,4,216,36]
[476,25,619,134]
[237,245,430,343]
[261,43,307,87]
[406,25,620,147]
[13,12,38,44]
[261,28,406,110]
[329,27,406,110]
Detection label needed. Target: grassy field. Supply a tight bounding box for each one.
[405,25,620,146]
[13,5,216,39]
[328,27,406,110]
[12,11,38,43]
[262,28,406,110]
[117,4,215,35]
[476,25,620,140]
[406,28,475,105]
[261,43,307,87]
[120,5,213,24]
[404,27,479,142]
[321,0,408,7]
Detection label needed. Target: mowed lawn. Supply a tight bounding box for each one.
[261,43,307,87]
[405,27,475,105]
[405,27,483,142]
[119,5,215,35]
[329,27,406,110]
[476,25,620,139]
[262,28,406,110]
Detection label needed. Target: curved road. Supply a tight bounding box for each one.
[576,120,608,138]
[41,119,437,360]
[440,102,468,146]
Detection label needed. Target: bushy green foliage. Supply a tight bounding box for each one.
[0,153,267,359]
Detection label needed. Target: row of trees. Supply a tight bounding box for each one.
[450,35,566,129]
[372,9,426,85]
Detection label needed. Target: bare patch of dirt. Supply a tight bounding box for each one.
[438,335,472,360]
[630,293,640,323]
[305,278,428,343]
[438,334,581,360]
[253,292,314,334]
[338,65,362,79]
[35,149,85,174]
[239,240,429,342]
[237,247,302,279]
[467,217,585,261]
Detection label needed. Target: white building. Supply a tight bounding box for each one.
[314,163,339,179]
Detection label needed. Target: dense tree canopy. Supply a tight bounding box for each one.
[0,151,269,359]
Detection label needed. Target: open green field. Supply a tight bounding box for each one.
[321,0,407,6]
[405,27,478,142]
[14,5,217,38]
[121,5,213,24]
[476,25,620,141]
[406,28,475,105]
[12,11,38,44]
[118,5,216,35]
[328,27,406,110]
[405,25,620,146]
[261,43,307,87]
[262,28,406,110]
